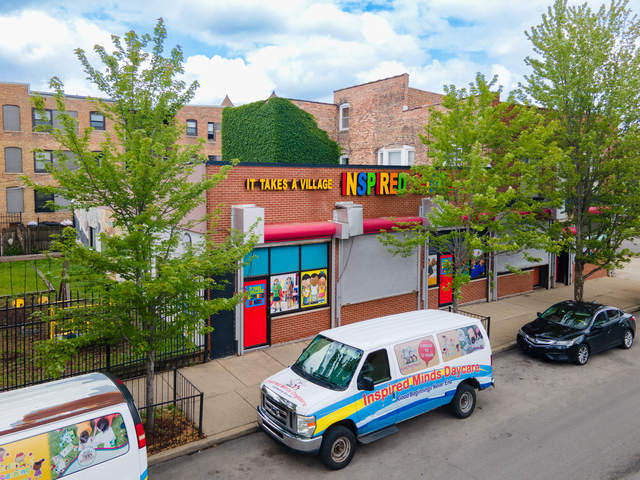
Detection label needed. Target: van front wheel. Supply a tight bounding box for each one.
[319,426,356,470]
[450,383,476,419]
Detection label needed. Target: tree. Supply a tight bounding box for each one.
[25,20,257,433]
[520,0,640,300]
[379,73,561,312]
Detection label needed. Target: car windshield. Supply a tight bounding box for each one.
[540,304,592,328]
[292,335,363,390]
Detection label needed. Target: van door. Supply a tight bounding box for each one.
[392,334,449,423]
[356,348,398,435]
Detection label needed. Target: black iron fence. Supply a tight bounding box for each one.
[446,306,491,338]
[126,368,204,455]
[0,291,208,392]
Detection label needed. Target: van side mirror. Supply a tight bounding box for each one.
[358,377,374,392]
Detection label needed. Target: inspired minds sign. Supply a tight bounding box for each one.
[244,172,407,196]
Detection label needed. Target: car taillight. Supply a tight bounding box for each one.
[135,422,146,449]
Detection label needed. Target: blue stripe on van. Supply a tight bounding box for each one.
[141,468,148,480]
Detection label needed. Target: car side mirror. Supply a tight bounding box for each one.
[536,312,542,318]
[358,376,374,392]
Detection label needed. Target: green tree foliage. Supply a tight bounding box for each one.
[520,0,640,300]
[222,97,340,164]
[379,74,561,312]
[24,20,257,433]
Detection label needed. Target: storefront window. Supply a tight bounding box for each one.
[244,243,329,315]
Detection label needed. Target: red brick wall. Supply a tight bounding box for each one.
[340,293,418,326]
[428,287,439,309]
[407,88,445,109]
[497,272,533,298]
[532,267,540,286]
[206,164,422,240]
[584,263,608,279]
[290,100,338,142]
[460,278,488,305]
[271,308,331,344]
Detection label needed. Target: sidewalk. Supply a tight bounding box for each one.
[148,259,640,466]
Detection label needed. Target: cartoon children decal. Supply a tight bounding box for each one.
[0,447,7,463]
[309,274,319,304]
[317,271,326,304]
[285,277,295,308]
[301,274,311,306]
[32,458,45,479]
[271,277,283,313]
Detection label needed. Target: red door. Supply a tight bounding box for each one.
[439,254,453,306]
[244,278,268,349]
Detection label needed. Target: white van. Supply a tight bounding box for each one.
[257,310,494,469]
[0,372,148,480]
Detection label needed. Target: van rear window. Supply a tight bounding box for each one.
[394,335,440,376]
[437,324,486,362]
[0,412,129,478]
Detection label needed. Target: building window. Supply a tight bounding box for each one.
[3,105,20,131]
[377,145,415,166]
[34,151,53,173]
[6,187,24,213]
[208,122,215,140]
[4,147,22,173]
[32,108,52,130]
[90,112,105,130]
[208,155,222,162]
[186,119,197,136]
[340,155,349,165]
[54,151,80,171]
[339,104,350,131]
[34,190,54,213]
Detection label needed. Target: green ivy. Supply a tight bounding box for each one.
[222,97,340,164]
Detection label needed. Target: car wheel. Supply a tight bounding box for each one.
[450,383,476,419]
[574,344,590,365]
[319,426,356,470]
[621,329,634,349]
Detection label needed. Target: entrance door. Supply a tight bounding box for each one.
[244,278,269,349]
[556,252,569,285]
[439,254,453,306]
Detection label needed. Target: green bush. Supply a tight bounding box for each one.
[222,97,340,164]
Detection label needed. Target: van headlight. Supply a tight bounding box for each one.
[295,414,316,437]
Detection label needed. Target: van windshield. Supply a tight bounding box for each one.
[291,335,363,391]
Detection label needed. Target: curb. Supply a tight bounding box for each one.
[147,423,260,467]
[493,341,518,355]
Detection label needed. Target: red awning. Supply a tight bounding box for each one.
[264,221,336,242]
[363,217,422,234]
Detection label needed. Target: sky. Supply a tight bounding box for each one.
[1,0,639,106]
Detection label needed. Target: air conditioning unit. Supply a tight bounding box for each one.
[332,202,363,238]
[231,204,264,244]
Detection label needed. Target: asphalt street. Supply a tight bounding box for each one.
[150,344,640,480]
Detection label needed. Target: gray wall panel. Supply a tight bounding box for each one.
[339,232,418,305]
[495,248,549,273]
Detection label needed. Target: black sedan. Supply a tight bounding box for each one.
[517,300,636,365]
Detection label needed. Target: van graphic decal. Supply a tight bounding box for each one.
[311,364,492,436]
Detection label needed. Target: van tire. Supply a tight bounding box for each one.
[319,426,356,470]
[450,383,476,419]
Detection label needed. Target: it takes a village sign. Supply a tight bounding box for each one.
[245,172,407,196]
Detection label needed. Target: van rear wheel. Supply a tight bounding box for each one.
[319,426,356,470]
[450,383,476,419]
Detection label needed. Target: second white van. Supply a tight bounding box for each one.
[257,309,494,469]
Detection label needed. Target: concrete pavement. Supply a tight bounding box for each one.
[148,259,640,466]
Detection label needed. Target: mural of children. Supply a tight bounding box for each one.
[285,277,295,308]
[92,416,117,448]
[14,452,25,466]
[271,278,283,313]
[441,335,449,357]
[0,448,7,464]
[317,271,326,304]
[301,274,311,306]
[77,421,94,449]
[309,273,319,304]
[32,459,45,479]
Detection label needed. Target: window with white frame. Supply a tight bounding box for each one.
[340,155,349,165]
[377,146,415,166]
[339,104,350,131]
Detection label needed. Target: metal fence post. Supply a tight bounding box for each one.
[106,344,111,373]
[198,391,204,437]
[173,367,177,404]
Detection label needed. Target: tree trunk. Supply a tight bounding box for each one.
[145,348,156,435]
[574,258,584,301]
[452,295,459,313]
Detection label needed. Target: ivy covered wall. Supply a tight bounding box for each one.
[221,97,340,164]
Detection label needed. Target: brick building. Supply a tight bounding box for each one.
[0,81,228,225]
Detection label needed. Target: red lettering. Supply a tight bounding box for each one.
[374,391,381,401]
[444,366,450,377]
[403,378,410,390]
